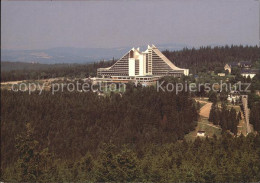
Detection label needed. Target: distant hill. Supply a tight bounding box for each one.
[1,60,115,82]
[2,45,259,82]
[0,43,188,64]
[1,61,76,72]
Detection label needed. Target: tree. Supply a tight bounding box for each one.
[15,123,56,182]
[209,92,217,103]
[114,146,140,182]
[229,108,238,135]
[250,103,260,131]
[209,104,219,125]
[15,123,40,182]
[95,143,118,182]
[75,152,95,182]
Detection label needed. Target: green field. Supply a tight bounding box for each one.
[184,117,222,141]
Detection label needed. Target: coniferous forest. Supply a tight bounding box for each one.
[1,87,200,181]
[2,0,260,180]
[1,45,260,182]
[1,60,116,82]
[209,103,241,135]
[163,45,260,74]
[1,86,260,182]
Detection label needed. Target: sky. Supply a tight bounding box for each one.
[1,0,259,50]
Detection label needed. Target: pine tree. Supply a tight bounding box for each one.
[114,145,140,182]
[95,143,118,182]
[76,152,95,182]
[209,104,216,123]
[209,92,217,103]
[15,123,40,182]
[250,103,260,131]
[15,123,56,182]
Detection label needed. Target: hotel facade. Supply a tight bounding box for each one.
[96,45,189,84]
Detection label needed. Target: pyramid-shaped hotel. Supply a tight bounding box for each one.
[97,45,189,84]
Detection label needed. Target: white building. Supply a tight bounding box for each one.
[241,69,258,79]
[241,73,256,79]
[218,73,226,77]
[197,130,206,137]
[97,45,189,79]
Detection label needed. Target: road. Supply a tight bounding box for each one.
[199,102,212,118]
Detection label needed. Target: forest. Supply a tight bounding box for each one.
[209,103,241,135]
[1,86,200,181]
[1,45,260,82]
[162,45,260,74]
[1,85,260,182]
[1,45,260,182]
[1,60,116,82]
[1,122,260,182]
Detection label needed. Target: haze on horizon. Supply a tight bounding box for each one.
[1,0,259,50]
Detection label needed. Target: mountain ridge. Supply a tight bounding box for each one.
[1,43,190,64]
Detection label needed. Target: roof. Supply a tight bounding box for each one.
[241,69,259,74]
[228,62,239,67]
[224,64,231,68]
[197,130,205,133]
[227,61,252,67]
[151,45,185,71]
[240,61,252,65]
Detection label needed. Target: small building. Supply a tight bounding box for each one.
[255,90,260,96]
[241,69,258,79]
[224,64,231,74]
[197,130,206,137]
[241,73,256,79]
[218,73,225,77]
[224,61,252,74]
[239,61,252,68]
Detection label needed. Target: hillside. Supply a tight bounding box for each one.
[163,45,260,74]
[1,43,188,64]
[1,45,259,82]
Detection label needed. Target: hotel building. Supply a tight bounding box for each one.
[96,45,189,84]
